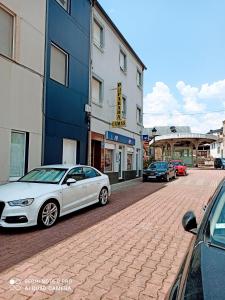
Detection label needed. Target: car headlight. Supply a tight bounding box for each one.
[8,198,34,207]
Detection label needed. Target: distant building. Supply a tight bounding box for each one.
[209,127,223,158]
[144,126,217,166]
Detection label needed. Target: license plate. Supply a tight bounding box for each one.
[148,176,156,179]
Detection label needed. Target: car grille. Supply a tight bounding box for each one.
[0,202,5,219]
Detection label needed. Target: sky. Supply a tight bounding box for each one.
[98,0,225,133]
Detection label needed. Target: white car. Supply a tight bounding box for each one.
[0,165,111,228]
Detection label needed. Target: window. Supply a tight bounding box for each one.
[92,76,103,105]
[127,154,133,171]
[93,19,103,49]
[66,167,84,182]
[137,107,142,124]
[56,0,69,11]
[137,70,142,88]
[105,149,113,172]
[122,96,127,118]
[119,50,127,72]
[83,167,98,179]
[0,6,13,58]
[10,131,26,178]
[50,43,68,85]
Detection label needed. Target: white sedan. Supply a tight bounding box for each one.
[0,165,111,228]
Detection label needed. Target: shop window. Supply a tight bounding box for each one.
[127,153,133,171]
[105,149,113,172]
[0,6,14,58]
[9,131,27,178]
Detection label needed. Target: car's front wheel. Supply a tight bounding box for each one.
[99,187,109,206]
[38,200,59,228]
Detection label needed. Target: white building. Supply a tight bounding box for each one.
[0,1,46,182]
[209,128,223,158]
[90,1,146,184]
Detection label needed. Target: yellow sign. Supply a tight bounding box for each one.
[112,120,126,128]
[112,82,126,128]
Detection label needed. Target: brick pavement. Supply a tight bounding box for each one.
[0,169,224,300]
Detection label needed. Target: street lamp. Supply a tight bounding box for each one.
[152,127,157,161]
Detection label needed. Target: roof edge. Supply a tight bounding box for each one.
[93,0,147,70]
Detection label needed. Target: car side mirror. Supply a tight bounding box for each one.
[182,211,197,235]
[66,178,76,186]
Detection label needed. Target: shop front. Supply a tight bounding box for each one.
[104,131,137,184]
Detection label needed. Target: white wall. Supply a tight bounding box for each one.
[0,0,46,182]
[91,7,144,173]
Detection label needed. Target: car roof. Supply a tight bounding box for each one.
[38,164,91,170]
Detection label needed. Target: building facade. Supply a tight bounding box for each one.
[90,1,146,183]
[43,0,91,166]
[209,128,223,158]
[0,0,46,182]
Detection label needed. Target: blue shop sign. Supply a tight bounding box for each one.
[142,135,149,141]
[105,131,135,146]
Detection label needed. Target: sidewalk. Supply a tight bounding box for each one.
[0,170,224,300]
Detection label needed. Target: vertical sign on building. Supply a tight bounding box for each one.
[112,82,126,128]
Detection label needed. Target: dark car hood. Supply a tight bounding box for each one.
[144,168,167,172]
[184,242,225,299]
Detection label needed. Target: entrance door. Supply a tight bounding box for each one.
[118,150,123,179]
[62,139,77,164]
[91,140,101,170]
[136,150,139,177]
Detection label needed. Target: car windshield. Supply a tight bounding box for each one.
[149,162,167,170]
[210,187,225,247]
[172,161,184,166]
[18,168,68,184]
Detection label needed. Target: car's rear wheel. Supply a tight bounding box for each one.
[99,187,109,206]
[38,200,59,228]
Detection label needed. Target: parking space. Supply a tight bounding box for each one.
[0,170,224,300]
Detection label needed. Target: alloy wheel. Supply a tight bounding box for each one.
[41,202,58,227]
[99,188,108,205]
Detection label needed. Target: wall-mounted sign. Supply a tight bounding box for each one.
[112,82,126,128]
[142,135,149,141]
[105,131,135,146]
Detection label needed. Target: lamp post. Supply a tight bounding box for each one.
[152,127,157,161]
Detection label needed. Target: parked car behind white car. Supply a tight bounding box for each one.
[0,165,111,228]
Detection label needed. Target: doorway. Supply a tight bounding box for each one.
[91,140,101,170]
[118,149,123,179]
[62,139,77,164]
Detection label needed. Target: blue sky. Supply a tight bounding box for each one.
[99,0,225,132]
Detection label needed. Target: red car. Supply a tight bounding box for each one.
[170,160,187,176]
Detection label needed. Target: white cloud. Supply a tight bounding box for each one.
[199,79,225,99]
[144,79,225,133]
[176,81,205,112]
[144,81,179,114]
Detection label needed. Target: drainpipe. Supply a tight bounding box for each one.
[41,0,49,166]
[87,1,94,165]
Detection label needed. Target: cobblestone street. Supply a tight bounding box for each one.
[0,170,224,300]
